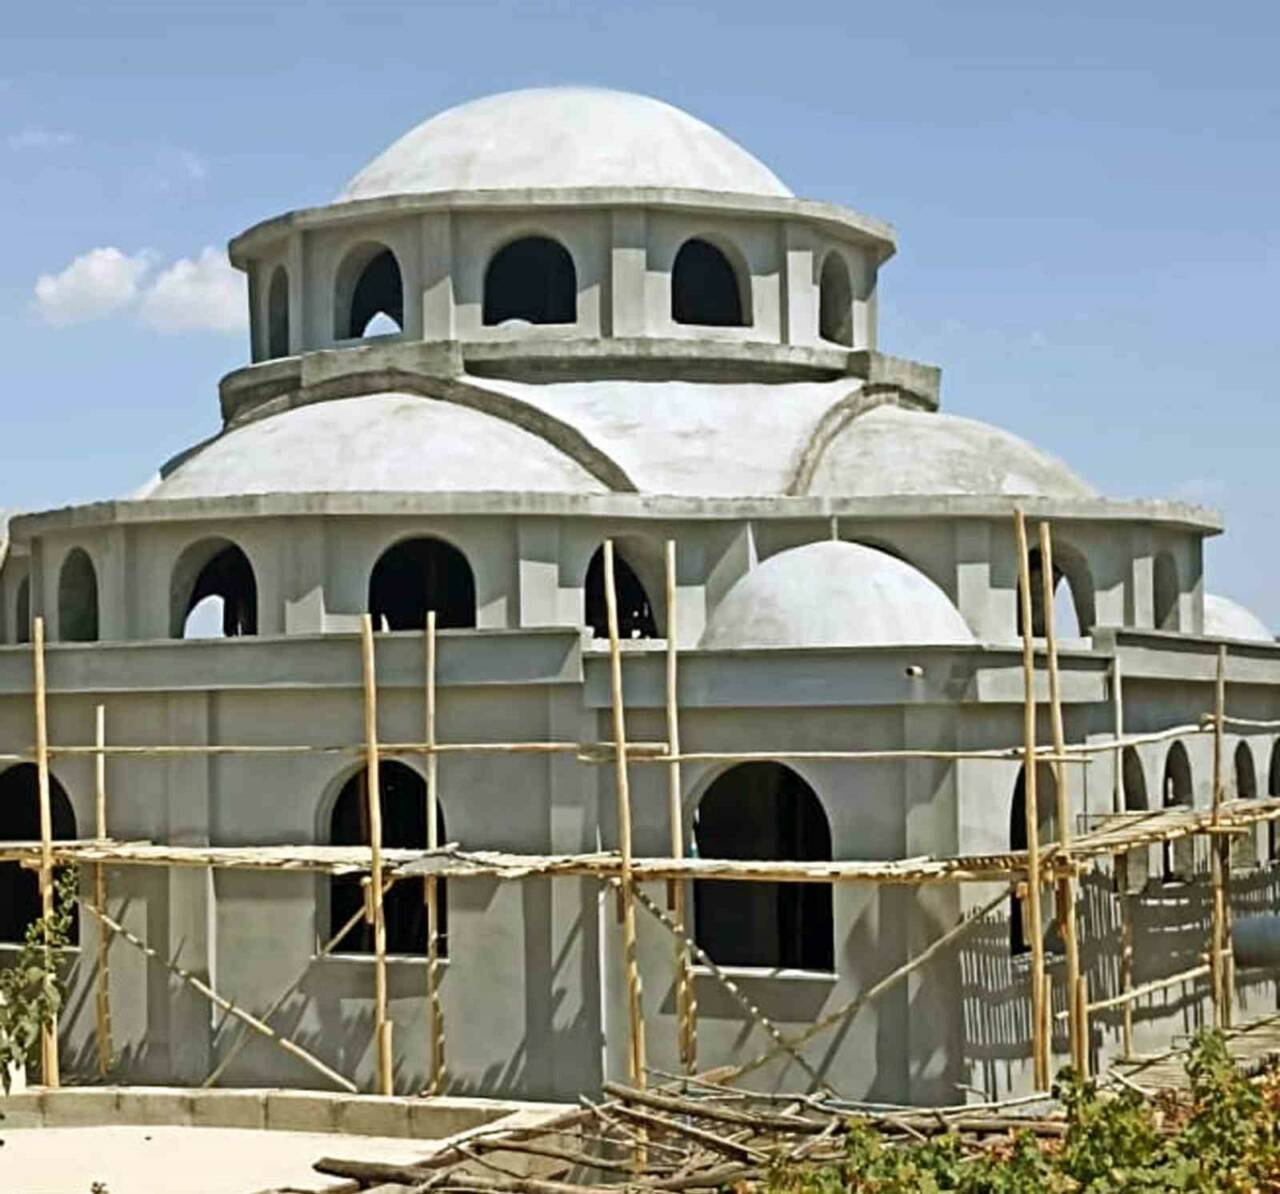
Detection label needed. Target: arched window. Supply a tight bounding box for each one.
[671,238,748,327]
[369,538,476,632]
[818,253,853,346]
[15,576,30,645]
[693,762,832,971]
[58,548,99,643]
[1233,741,1259,868]
[1009,763,1057,954]
[329,762,446,955]
[482,237,577,326]
[583,545,658,640]
[335,244,403,340]
[1162,742,1194,881]
[1120,746,1149,890]
[171,539,258,639]
[1017,545,1094,638]
[1153,552,1179,631]
[267,265,290,358]
[0,764,77,944]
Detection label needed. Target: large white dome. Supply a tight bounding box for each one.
[699,541,975,650]
[338,87,792,202]
[1204,594,1273,643]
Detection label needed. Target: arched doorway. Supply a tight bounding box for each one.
[0,764,78,943]
[1153,553,1179,631]
[483,236,576,325]
[692,762,832,971]
[368,538,476,632]
[1162,742,1194,880]
[583,545,658,640]
[328,762,446,955]
[671,238,747,327]
[335,244,403,339]
[1120,746,1149,889]
[818,253,853,346]
[171,539,258,639]
[267,265,290,357]
[1234,741,1259,867]
[15,576,31,645]
[1017,544,1094,638]
[58,547,99,642]
[1009,762,1057,954]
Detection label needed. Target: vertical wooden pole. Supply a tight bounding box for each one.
[1210,642,1229,1029]
[1111,658,1124,816]
[93,703,113,1077]
[360,614,394,1096]
[31,617,59,1087]
[604,540,647,1089]
[1119,885,1134,1059]
[1039,522,1085,1076]
[1013,512,1049,1089]
[664,540,696,1073]
[424,610,445,1095]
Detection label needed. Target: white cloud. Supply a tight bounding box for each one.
[137,246,246,333]
[34,247,152,326]
[8,126,76,150]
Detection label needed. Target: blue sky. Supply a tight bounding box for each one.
[2,1,1277,617]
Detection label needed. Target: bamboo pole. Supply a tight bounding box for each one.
[1014,512,1049,1089]
[31,616,59,1088]
[1039,522,1085,1077]
[664,540,696,1074]
[360,614,394,1096]
[603,540,646,1089]
[1210,642,1230,1029]
[1119,889,1135,1058]
[92,703,113,1077]
[424,610,446,1095]
[1112,659,1124,816]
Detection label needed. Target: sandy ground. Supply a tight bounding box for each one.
[0,1124,436,1194]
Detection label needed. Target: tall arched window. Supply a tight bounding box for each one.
[1009,763,1057,954]
[1120,746,1149,890]
[267,265,290,358]
[583,545,658,640]
[15,576,31,645]
[693,762,832,971]
[1234,741,1259,868]
[329,762,446,955]
[0,764,77,944]
[171,539,258,639]
[369,538,476,632]
[1017,545,1095,638]
[335,244,403,339]
[671,238,747,327]
[1162,742,1194,880]
[58,548,99,643]
[1153,552,1179,631]
[818,253,853,346]
[483,237,577,326]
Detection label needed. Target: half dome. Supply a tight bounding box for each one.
[338,87,791,202]
[1204,594,1273,643]
[699,540,974,649]
[805,405,1095,499]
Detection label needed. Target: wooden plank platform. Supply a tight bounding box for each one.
[1111,1010,1280,1091]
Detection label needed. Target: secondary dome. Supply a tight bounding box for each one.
[804,405,1095,499]
[338,87,792,202]
[1204,594,1273,643]
[699,541,974,649]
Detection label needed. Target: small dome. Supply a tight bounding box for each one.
[699,541,974,650]
[141,394,608,500]
[806,405,1095,499]
[1204,594,1273,643]
[338,87,791,202]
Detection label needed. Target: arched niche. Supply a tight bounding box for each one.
[267,265,290,358]
[818,252,853,346]
[1017,542,1095,638]
[1009,762,1058,955]
[171,538,258,639]
[1162,741,1194,880]
[483,236,577,326]
[328,761,447,955]
[692,762,833,971]
[0,764,78,944]
[58,547,100,643]
[334,243,404,340]
[369,537,476,632]
[583,542,660,640]
[671,238,749,327]
[1153,552,1179,631]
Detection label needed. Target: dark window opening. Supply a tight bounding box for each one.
[172,541,258,639]
[584,546,658,640]
[336,247,403,339]
[15,577,30,645]
[483,237,577,326]
[1233,742,1259,869]
[1162,742,1194,880]
[329,762,447,955]
[693,762,832,971]
[818,253,853,346]
[268,265,290,358]
[369,538,476,632]
[58,548,99,643]
[1120,746,1149,890]
[1017,546,1092,638]
[1010,763,1058,955]
[0,764,77,944]
[1154,552,1179,631]
[1268,742,1280,863]
[671,238,747,327]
